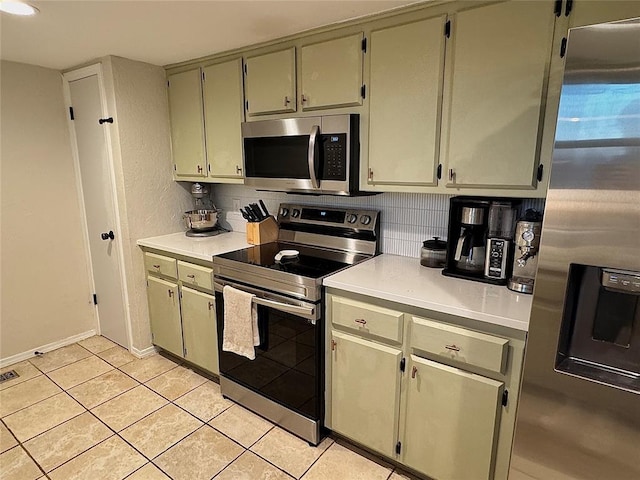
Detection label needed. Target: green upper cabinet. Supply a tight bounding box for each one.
[245,48,296,116]
[300,33,364,110]
[167,68,206,177]
[441,1,556,189]
[367,16,446,188]
[402,355,504,480]
[203,59,245,180]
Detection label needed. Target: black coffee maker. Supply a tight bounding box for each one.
[443,197,519,284]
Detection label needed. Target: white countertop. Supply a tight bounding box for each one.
[136,232,250,262]
[323,254,532,331]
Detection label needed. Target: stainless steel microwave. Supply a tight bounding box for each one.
[241,114,360,196]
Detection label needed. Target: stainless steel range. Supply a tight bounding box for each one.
[213,203,380,445]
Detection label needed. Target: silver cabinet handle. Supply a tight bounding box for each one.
[284,96,290,106]
[236,165,242,175]
[187,274,196,279]
[368,168,373,181]
[301,94,307,104]
[354,318,367,326]
[445,344,460,352]
[208,301,214,310]
[308,125,320,189]
[448,168,455,181]
[411,366,418,379]
[168,290,174,298]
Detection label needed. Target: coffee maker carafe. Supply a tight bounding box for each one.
[508,210,543,294]
[454,207,486,273]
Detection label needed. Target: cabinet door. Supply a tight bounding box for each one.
[180,286,219,374]
[147,276,183,357]
[300,33,364,110]
[331,330,402,458]
[368,16,446,187]
[203,59,245,180]
[442,1,555,189]
[167,68,206,177]
[403,355,503,480]
[245,48,296,115]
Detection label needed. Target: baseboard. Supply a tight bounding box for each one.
[0,330,97,368]
[131,345,157,358]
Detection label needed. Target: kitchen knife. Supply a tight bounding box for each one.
[239,209,250,221]
[250,203,265,221]
[243,206,257,222]
[259,200,270,218]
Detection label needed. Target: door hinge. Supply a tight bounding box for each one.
[361,85,366,99]
[502,389,509,406]
[395,441,402,455]
[437,164,442,180]
[560,37,567,58]
[444,20,451,38]
[565,0,573,16]
[92,293,98,305]
[553,0,562,16]
[69,107,75,120]
[361,37,367,53]
[400,357,406,372]
[537,164,544,182]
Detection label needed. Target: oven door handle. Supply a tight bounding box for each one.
[308,124,320,189]
[252,297,315,319]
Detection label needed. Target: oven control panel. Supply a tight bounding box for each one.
[278,204,379,231]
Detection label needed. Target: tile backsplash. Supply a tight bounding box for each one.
[210,184,545,258]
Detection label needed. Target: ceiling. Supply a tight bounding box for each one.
[0,0,422,71]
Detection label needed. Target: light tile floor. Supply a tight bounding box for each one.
[0,336,419,480]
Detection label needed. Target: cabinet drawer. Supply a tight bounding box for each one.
[144,252,177,278]
[331,296,403,343]
[178,261,213,291]
[411,317,508,374]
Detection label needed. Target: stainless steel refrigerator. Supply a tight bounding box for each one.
[510,19,640,479]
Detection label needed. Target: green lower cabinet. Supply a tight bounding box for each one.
[147,276,183,357]
[181,286,219,375]
[402,355,504,480]
[331,330,402,458]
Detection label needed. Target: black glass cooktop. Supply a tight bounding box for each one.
[216,242,368,279]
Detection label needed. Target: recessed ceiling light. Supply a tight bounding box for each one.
[0,1,39,16]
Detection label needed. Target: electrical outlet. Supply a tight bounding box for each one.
[232,198,241,211]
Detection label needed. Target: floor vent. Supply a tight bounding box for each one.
[0,370,19,383]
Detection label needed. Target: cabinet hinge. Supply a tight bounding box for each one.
[202,71,205,81]
[502,389,509,406]
[92,293,98,305]
[173,164,177,171]
[167,80,170,88]
[565,0,573,16]
[69,107,75,120]
[244,63,247,74]
[361,37,367,53]
[245,100,249,110]
[553,0,562,16]
[361,85,366,99]
[560,37,567,58]
[184,347,188,356]
[537,164,544,182]
[444,20,451,38]
[400,357,406,372]
[208,164,211,172]
[395,441,402,455]
[437,164,442,180]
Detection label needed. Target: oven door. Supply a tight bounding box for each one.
[214,278,323,421]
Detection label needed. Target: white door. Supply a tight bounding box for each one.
[66,68,129,348]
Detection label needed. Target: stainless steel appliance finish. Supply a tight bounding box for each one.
[183,209,219,231]
[214,203,380,445]
[510,19,640,479]
[485,202,519,281]
[241,114,361,195]
[507,218,542,293]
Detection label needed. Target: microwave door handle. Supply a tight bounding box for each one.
[308,125,320,189]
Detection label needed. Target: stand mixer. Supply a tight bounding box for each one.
[184,183,225,237]
[507,210,543,293]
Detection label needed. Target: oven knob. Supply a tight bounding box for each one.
[292,209,300,218]
[280,207,289,217]
[361,215,371,225]
[348,214,358,224]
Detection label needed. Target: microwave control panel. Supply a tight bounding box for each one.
[321,134,347,181]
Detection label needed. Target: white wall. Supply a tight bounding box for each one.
[0,61,95,361]
[101,56,191,353]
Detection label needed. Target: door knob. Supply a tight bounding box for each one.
[101,231,115,241]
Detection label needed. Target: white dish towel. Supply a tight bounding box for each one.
[222,285,260,360]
